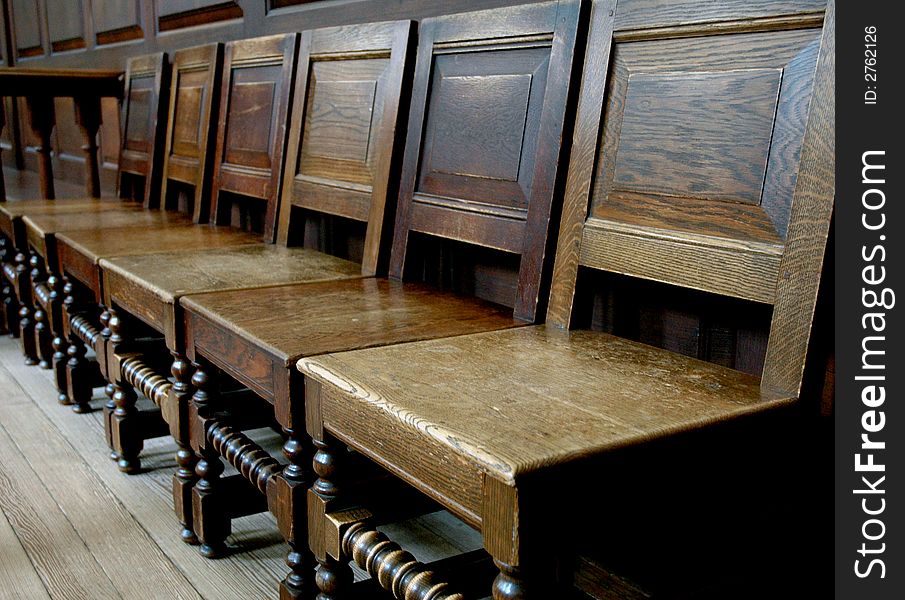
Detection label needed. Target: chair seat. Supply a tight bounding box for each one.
[181,278,521,367]
[24,208,191,239]
[298,326,793,492]
[57,225,262,265]
[102,245,366,305]
[0,198,135,240]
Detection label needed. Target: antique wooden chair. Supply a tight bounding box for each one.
[172,3,583,597]
[298,0,835,598]
[50,43,263,412]
[0,53,172,364]
[97,22,414,549]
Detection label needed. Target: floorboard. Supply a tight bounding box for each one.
[0,334,485,599]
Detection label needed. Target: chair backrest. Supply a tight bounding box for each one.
[389,0,584,322]
[118,52,170,207]
[210,33,299,242]
[275,20,414,276]
[160,43,224,224]
[547,0,835,397]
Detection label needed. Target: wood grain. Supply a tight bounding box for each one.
[0,367,201,599]
[182,277,520,367]
[762,0,834,395]
[301,326,791,487]
[0,375,120,600]
[276,20,414,277]
[389,0,583,322]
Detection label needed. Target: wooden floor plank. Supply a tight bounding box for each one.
[0,421,121,599]
[0,336,487,599]
[0,340,287,600]
[0,365,202,600]
[0,509,52,600]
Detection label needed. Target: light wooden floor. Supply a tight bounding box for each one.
[0,334,482,600]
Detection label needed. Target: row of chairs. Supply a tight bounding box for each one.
[0,0,834,597]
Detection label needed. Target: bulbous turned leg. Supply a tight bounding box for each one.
[29,254,53,369]
[492,561,528,600]
[170,353,198,545]
[312,437,353,600]
[52,334,70,404]
[2,279,18,338]
[33,305,53,369]
[279,432,316,600]
[190,365,230,558]
[19,303,37,365]
[112,381,141,472]
[104,383,118,461]
[314,558,352,600]
[66,337,93,413]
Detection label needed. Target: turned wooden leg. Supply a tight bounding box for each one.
[170,353,198,545]
[108,309,142,471]
[311,437,353,600]
[25,96,55,200]
[1,278,12,337]
[52,333,70,404]
[112,380,141,472]
[492,562,527,600]
[190,364,230,557]
[66,338,93,413]
[275,429,316,600]
[16,252,37,365]
[73,96,102,198]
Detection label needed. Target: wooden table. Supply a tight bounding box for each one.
[0,68,124,200]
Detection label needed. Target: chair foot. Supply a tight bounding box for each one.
[117,455,141,474]
[181,527,199,545]
[199,542,228,559]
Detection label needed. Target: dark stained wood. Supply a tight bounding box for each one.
[160,43,224,223]
[118,53,170,207]
[158,1,243,32]
[24,210,192,270]
[761,0,834,395]
[276,20,414,276]
[92,0,144,45]
[101,245,361,351]
[388,0,584,322]
[209,33,299,242]
[182,278,520,372]
[300,1,835,597]
[56,225,260,296]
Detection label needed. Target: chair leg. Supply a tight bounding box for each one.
[275,429,316,600]
[34,303,53,369]
[52,333,70,404]
[190,363,230,557]
[492,561,528,600]
[107,308,142,471]
[16,252,37,365]
[170,352,199,545]
[2,278,18,338]
[310,436,353,600]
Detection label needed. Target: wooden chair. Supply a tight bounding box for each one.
[51,43,263,412]
[0,53,172,364]
[172,3,582,597]
[97,23,414,550]
[297,0,835,598]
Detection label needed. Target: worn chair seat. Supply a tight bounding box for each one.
[23,210,194,268]
[299,325,793,522]
[55,225,262,296]
[100,245,363,350]
[0,198,137,242]
[181,278,520,369]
